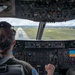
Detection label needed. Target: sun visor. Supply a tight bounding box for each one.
[0,0,15,17]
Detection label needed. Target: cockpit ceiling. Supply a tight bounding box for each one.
[0,0,75,22]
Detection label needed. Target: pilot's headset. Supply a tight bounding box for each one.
[0,21,16,56]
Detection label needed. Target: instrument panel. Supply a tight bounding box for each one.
[13,40,75,75]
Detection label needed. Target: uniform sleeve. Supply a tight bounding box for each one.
[32,68,39,75]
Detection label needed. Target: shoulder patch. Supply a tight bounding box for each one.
[32,68,39,75]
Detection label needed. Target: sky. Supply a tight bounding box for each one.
[0,17,75,26]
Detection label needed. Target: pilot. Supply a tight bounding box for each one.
[0,21,55,75]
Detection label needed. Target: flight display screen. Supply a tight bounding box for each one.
[69,50,75,57]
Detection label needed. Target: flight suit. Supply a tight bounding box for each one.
[3,57,39,75]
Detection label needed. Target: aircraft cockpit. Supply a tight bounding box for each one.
[0,0,75,75]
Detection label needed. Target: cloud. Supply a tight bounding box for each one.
[0,18,75,26]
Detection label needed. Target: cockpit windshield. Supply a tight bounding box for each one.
[0,18,75,40]
[43,20,75,40]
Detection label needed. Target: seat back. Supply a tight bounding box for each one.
[0,56,25,75]
[0,64,25,75]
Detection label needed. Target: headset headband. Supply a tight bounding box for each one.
[0,21,14,28]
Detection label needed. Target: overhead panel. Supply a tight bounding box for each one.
[0,0,75,22]
[15,0,75,22]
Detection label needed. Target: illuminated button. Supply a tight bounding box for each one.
[36,65,41,68]
[69,54,75,57]
[28,53,32,57]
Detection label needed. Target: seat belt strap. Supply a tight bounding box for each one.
[0,56,10,65]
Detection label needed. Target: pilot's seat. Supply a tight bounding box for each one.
[0,56,25,75]
[0,65,25,75]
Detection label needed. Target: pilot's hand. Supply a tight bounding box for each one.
[45,64,55,75]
